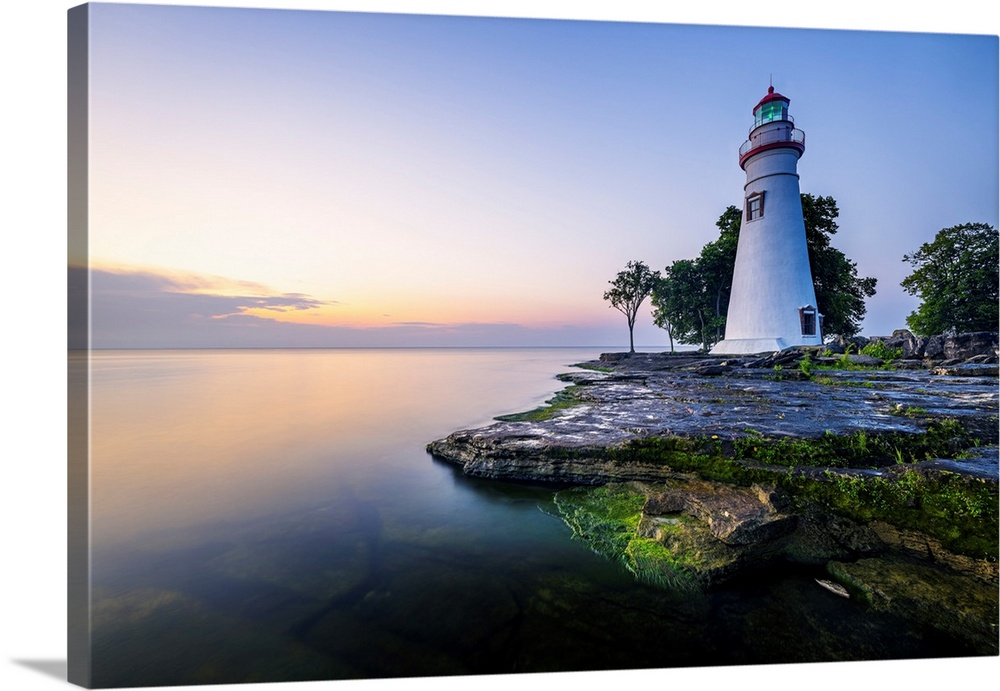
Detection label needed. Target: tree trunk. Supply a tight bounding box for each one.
[715,284,724,343]
[697,309,707,352]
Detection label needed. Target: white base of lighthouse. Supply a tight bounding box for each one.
[710,335,821,356]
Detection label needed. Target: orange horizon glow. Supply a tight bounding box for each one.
[86,260,613,331]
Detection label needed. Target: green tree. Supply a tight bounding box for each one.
[800,194,877,337]
[603,260,660,354]
[900,222,999,336]
[653,194,876,348]
[650,259,698,352]
[651,208,739,351]
[697,206,741,344]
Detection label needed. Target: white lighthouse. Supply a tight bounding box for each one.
[711,86,822,355]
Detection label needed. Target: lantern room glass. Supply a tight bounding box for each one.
[754,99,788,128]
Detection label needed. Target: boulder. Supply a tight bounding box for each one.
[668,481,798,546]
[754,484,792,512]
[882,329,927,359]
[756,350,803,368]
[634,514,748,588]
[893,360,928,370]
[965,353,999,365]
[922,330,998,361]
[643,490,688,515]
[707,508,798,546]
[629,479,801,587]
[943,331,998,361]
[923,333,947,359]
[693,364,731,376]
[932,363,1000,377]
[828,335,869,353]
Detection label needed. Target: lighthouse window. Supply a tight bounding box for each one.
[746,192,764,221]
[799,306,817,336]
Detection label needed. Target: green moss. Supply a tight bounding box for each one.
[495,385,584,422]
[555,485,666,555]
[813,376,876,388]
[729,420,972,469]
[556,419,994,559]
[553,484,645,559]
[573,363,614,373]
[553,485,701,590]
[601,419,972,473]
[889,404,929,418]
[625,536,700,591]
[785,469,998,558]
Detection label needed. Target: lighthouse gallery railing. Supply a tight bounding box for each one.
[739,128,806,159]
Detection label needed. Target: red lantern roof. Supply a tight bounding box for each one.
[754,85,789,112]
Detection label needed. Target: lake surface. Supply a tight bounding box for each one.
[82,348,970,687]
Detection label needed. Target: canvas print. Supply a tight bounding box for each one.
[68,2,999,689]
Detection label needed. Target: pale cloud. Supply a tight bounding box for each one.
[91,262,334,302]
[73,264,628,349]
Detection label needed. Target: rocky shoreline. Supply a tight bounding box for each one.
[426,330,999,654]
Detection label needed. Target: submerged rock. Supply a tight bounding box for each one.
[550,478,999,655]
[556,479,873,586]
[827,556,999,655]
[553,480,789,590]
[782,512,885,565]
[675,481,798,546]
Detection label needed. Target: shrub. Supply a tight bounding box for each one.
[860,341,903,361]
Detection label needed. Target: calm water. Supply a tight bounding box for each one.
[81,349,969,687]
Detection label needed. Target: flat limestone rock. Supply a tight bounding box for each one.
[427,352,998,484]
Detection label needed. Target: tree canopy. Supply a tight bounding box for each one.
[651,194,876,350]
[800,195,877,338]
[900,222,999,336]
[603,260,659,354]
[651,208,738,352]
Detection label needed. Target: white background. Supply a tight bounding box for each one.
[3,2,998,690]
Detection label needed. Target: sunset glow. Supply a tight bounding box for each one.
[81,3,998,348]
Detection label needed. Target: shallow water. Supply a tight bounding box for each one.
[80,349,975,687]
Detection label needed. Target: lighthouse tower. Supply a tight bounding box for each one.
[711,86,822,355]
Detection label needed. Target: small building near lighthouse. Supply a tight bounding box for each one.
[711,86,822,355]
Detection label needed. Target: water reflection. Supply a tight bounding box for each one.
[81,349,973,687]
[89,348,597,549]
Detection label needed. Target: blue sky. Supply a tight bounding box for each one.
[71,3,999,348]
